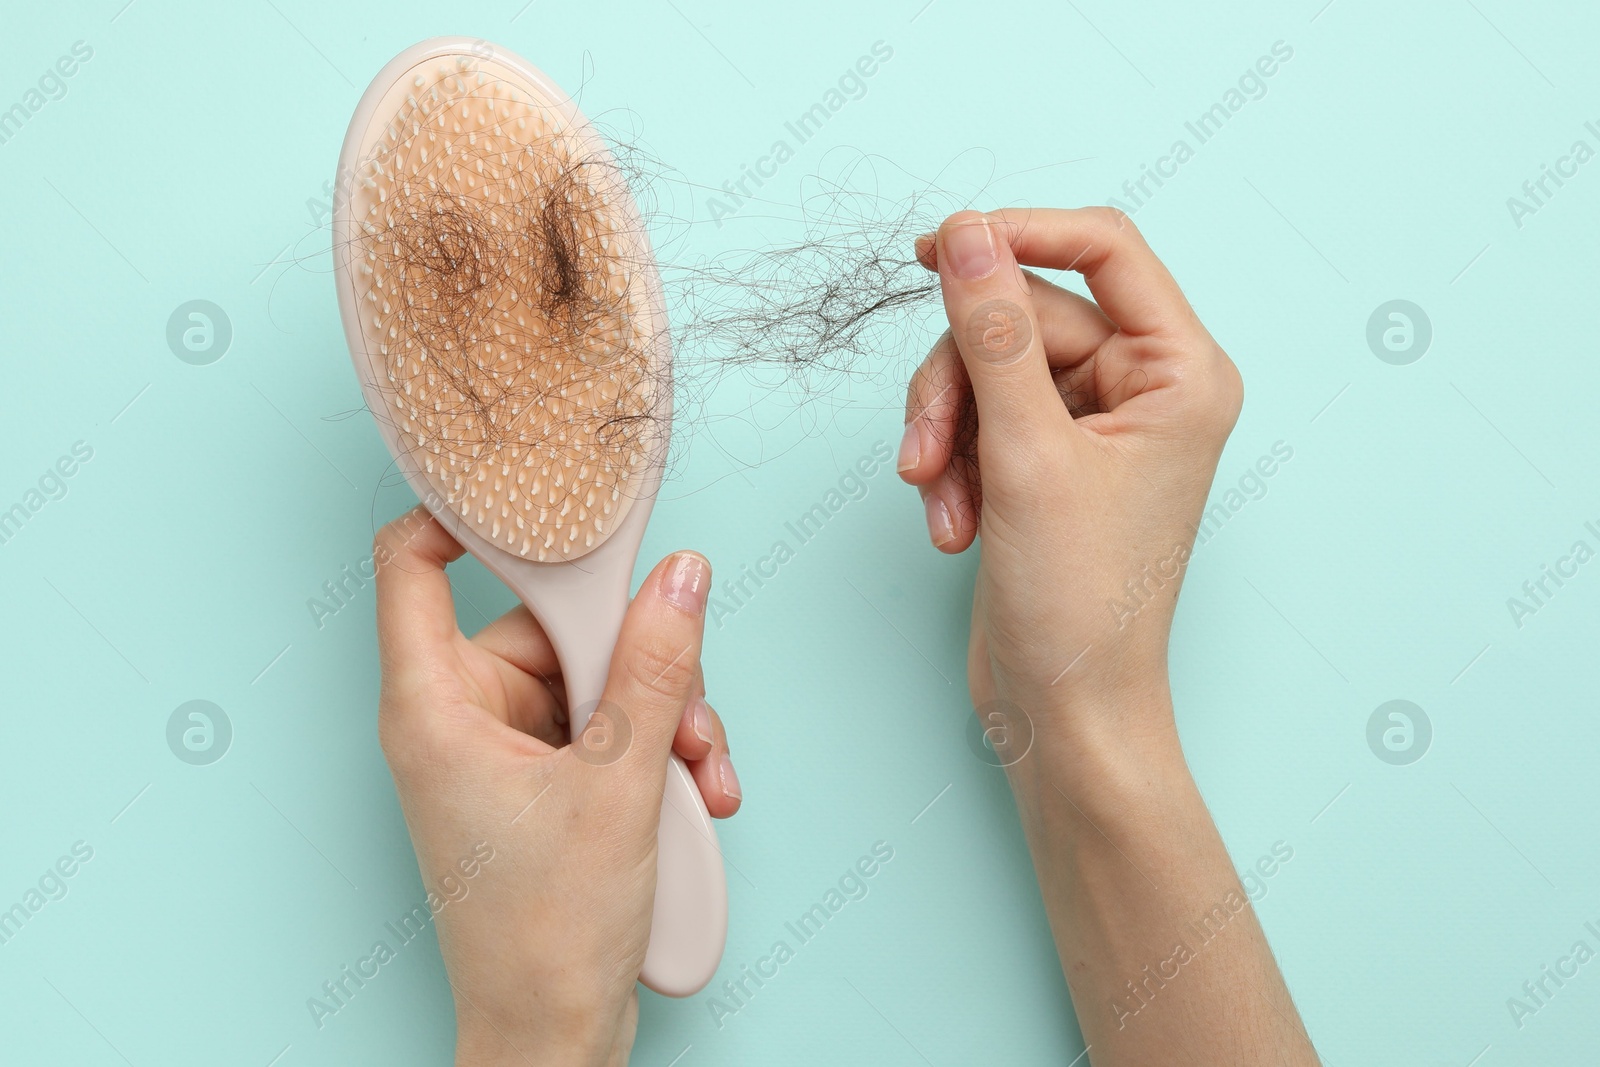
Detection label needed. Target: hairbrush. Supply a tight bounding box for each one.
[332,36,727,997]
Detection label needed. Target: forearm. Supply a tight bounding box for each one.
[455,1016,630,1067]
[1008,695,1317,1066]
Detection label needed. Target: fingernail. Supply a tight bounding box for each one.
[661,552,710,616]
[897,420,921,473]
[719,754,742,801]
[691,697,713,745]
[914,232,935,259]
[925,493,955,547]
[942,215,998,280]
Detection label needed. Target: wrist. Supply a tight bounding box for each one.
[1002,682,1193,828]
[454,1001,631,1067]
[455,1027,622,1067]
[1003,707,1219,921]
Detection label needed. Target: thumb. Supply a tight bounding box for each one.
[935,211,1066,459]
[581,552,710,808]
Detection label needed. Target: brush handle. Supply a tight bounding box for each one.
[529,571,729,999]
[642,754,728,995]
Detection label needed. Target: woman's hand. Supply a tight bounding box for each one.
[900,208,1243,753]
[371,507,740,1066]
[900,210,1316,1065]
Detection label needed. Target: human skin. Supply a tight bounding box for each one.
[899,208,1318,1064]
[378,203,1317,1065]
[370,518,738,1066]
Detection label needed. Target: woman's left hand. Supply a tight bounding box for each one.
[371,505,739,1066]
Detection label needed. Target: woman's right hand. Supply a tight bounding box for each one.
[899,208,1244,757]
[899,210,1317,1066]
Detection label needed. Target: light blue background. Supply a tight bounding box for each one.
[2,0,1598,1063]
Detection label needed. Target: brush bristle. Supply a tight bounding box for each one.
[348,54,657,562]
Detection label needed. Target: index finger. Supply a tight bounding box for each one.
[988,207,1200,340]
[374,504,466,671]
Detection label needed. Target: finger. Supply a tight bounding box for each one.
[374,505,465,675]
[915,243,1118,368]
[672,671,713,761]
[934,210,1066,447]
[918,469,979,553]
[908,374,1100,555]
[470,604,563,686]
[443,601,570,742]
[898,331,967,487]
[482,664,568,748]
[1024,272,1118,367]
[898,333,981,552]
[589,552,711,803]
[901,278,1113,486]
[682,703,741,819]
[988,207,1200,340]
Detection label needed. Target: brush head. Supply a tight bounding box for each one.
[335,41,668,563]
